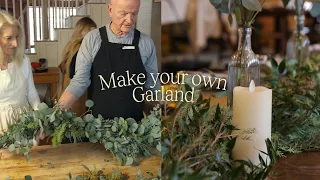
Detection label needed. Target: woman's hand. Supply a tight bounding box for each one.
[33,129,46,146]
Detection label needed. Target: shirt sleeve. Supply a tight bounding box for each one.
[143,39,160,91]
[23,56,40,110]
[65,30,100,99]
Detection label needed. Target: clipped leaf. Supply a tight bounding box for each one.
[156,143,161,152]
[8,144,15,152]
[138,125,145,135]
[242,0,262,11]
[37,103,48,110]
[125,157,134,165]
[278,59,286,74]
[269,55,278,69]
[49,113,56,123]
[130,123,139,133]
[82,164,90,172]
[40,108,55,115]
[85,100,94,108]
[111,125,117,132]
[83,114,95,123]
[235,7,241,24]
[148,136,154,143]
[26,155,31,162]
[95,132,102,139]
[93,119,101,128]
[105,142,113,149]
[89,137,98,143]
[310,3,320,18]
[25,175,32,180]
[105,131,111,138]
[227,137,237,151]
[68,173,72,179]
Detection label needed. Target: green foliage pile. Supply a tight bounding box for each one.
[161,86,278,179]
[262,55,320,154]
[0,101,161,166]
[68,165,160,180]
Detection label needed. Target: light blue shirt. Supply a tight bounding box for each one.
[65,23,160,98]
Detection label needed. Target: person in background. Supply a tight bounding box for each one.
[58,0,160,121]
[58,17,97,116]
[0,11,40,134]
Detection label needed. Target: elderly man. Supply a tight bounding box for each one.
[59,0,160,120]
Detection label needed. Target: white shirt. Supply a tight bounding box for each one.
[0,56,40,110]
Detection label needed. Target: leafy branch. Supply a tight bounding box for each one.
[0,101,162,166]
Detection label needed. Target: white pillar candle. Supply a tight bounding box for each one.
[232,81,272,165]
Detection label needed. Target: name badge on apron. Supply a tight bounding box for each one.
[122,46,135,50]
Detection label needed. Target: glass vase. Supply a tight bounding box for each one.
[227,28,260,107]
[286,15,310,66]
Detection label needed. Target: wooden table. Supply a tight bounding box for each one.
[33,67,60,101]
[269,152,320,180]
[0,143,161,180]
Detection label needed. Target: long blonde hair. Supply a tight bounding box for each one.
[59,17,97,74]
[0,10,25,66]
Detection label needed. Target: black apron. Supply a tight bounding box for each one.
[88,27,146,121]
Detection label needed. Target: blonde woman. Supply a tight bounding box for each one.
[59,17,97,115]
[0,11,40,133]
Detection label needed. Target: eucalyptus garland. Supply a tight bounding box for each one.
[0,101,162,166]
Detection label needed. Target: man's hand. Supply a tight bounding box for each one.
[58,91,77,110]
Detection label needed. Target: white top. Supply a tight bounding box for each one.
[0,56,40,131]
[0,56,40,109]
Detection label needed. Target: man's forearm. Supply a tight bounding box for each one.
[58,91,77,109]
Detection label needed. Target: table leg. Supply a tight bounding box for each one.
[50,83,58,103]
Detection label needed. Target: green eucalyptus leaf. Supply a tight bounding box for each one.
[242,0,262,11]
[269,55,278,69]
[85,132,89,138]
[37,103,48,110]
[278,60,286,74]
[49,113,56,123]
[235,7,241,24]
[40,108,54,115]
[310,3,320,18]
[85,100,94,108]
[89,137,98,143]
[24,175,32,180]
[26,155,31,162]
[112,125,117,132]
[94,119,101,128]
[130,123,138,133]
[126,118,136,126]
[8,144,15,152]
[156,143,161,152]
[96,132,102,139]
[148,136,154,143]
[105,142,113,149]
[83,114,95,123]
[125,157,134,165]
[138,125,145,135]
[105,131,111,138]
